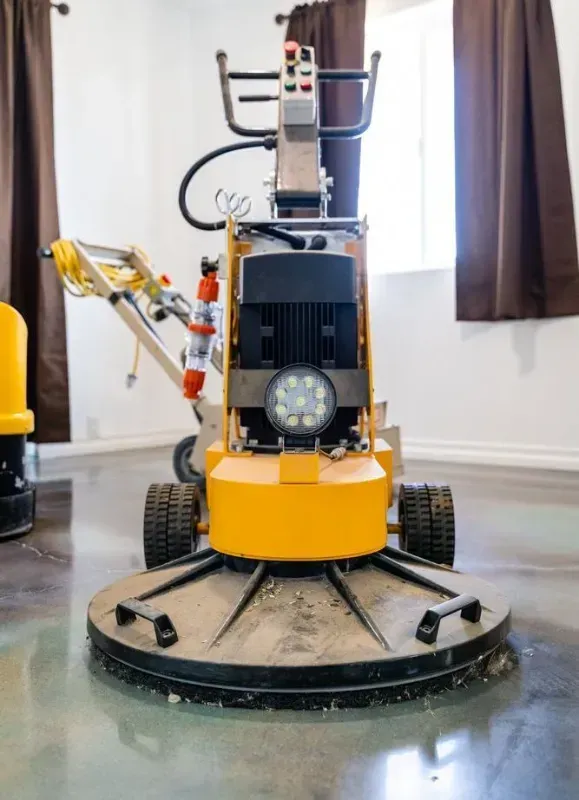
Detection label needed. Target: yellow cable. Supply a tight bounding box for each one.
[50,239,149,381]
[50,239,148,296]
[127,338,141,386]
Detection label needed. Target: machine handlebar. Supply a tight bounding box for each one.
[238,94,279,103]
[215,49,382,140]
[321,51,382,139]
[216,50,277,137]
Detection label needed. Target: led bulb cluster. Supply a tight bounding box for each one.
[265,365,337,437]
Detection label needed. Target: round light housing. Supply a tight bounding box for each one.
[265,364,337,437]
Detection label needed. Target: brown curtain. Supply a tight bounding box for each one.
[454,0,579,321]
[286,0,366,217]
[0,0,70,442]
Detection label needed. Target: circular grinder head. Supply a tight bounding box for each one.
[87,549,511,709]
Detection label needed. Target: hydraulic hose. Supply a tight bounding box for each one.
[178,137,276,231]
[178,136,308,249]
[249,224,306,250]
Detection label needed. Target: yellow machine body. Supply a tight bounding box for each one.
[205,439,392,560]
[279,451,320,484]
[209,451,386,561]
[0,303,34,436]
[202,218,393,562]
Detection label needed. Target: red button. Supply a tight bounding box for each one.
[300,80,312,92]
[285,40,298,59]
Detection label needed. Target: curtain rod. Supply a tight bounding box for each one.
[275,13,290,25]
[51,3,70,14]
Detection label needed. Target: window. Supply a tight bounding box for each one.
[360,0,456,274]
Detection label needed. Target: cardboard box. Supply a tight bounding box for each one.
[373,400,388,431]
[374,399,403,476]
[377,424,403,476]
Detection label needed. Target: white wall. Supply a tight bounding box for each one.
[368,0,579,470]
[50,0,293,453]
[52,0,196,448]
[50,0,579,468]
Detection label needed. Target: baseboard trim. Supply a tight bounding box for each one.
[403,438,579,472]
[35,431,193,461]
[32,434,579,472]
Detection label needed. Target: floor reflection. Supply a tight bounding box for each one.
[0,449,578,800]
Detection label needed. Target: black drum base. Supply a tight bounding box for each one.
[0,487,35,540]
[87,547,512,709]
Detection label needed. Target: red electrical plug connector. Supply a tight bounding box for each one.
[183,272,219,400]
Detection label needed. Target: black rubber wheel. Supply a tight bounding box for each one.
[172,435,205,489]
[143,483,201,569]
[426,483,455,566]
[398,482,455,566]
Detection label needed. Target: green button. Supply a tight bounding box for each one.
[300,64,312,75]
[285,81,296,91]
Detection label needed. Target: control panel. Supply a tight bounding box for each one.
[281,41,316,127]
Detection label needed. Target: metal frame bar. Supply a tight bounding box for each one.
[236,218,362,233]
[72,240,185,391]
[136,553,224,603]
[208,561,268,648]
[370,552,459,599]
[382,545,459,573]
[145,547,217,574]
[326,562,391,650]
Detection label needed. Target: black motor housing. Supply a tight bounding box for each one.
[237,251,359,445]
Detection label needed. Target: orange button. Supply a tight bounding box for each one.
[159,273,172,286]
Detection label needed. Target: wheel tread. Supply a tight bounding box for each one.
[398,482,456,566]
[426,483,455,566]
[143,482,201,569]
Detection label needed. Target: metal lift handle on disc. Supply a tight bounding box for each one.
[115,598,178,648]
[415,594,482,645]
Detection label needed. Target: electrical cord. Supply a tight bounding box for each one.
[50,238,149,296]
[320,446,347,461]
[49,239,154,385]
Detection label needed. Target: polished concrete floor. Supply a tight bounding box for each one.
[1,448,578,800]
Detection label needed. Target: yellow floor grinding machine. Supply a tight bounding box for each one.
[87,42,511,707]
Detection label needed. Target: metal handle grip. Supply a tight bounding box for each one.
[238,94,279,103]
[320,50,382,139]
[216,50,277,137]
[317,69,371,81]
[416,594,482,645]
[115,598,178,648]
